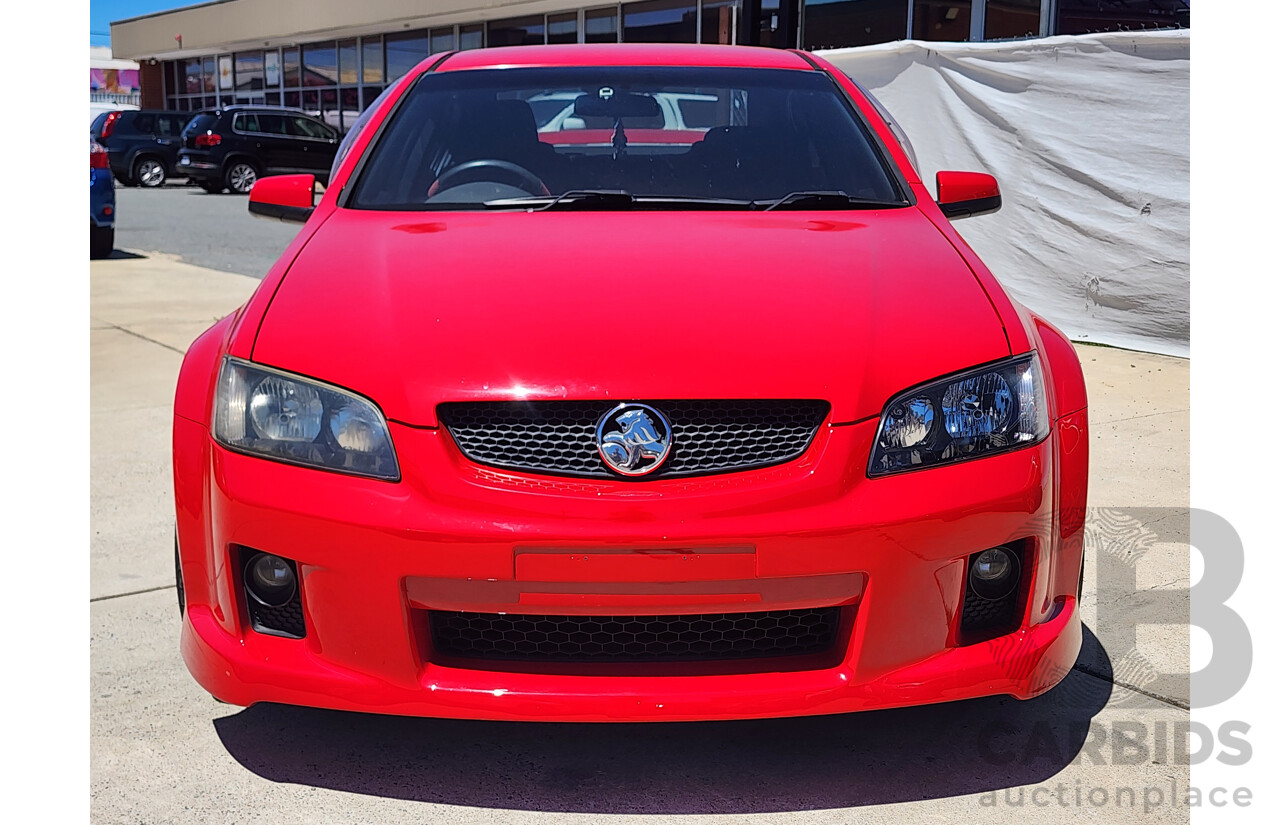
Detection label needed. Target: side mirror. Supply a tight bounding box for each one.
[936,171,1001,220]
[248,174,316,224]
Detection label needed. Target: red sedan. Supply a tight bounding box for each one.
[173,44,1088,722]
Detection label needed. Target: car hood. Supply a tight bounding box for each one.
[251,208,1010,426]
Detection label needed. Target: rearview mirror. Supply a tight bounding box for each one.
[248,174,316,224]
[574,90,661,120]
[936,171,1001,220]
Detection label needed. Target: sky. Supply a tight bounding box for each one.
[91,0,195,46]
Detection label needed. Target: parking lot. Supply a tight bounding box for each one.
[110,184,302,277]
[91,183,1193,823]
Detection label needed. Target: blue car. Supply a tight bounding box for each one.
[91,140,115,259]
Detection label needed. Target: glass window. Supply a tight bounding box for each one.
[234,113,262,133]
[288,115,336,140]
[985,0,1039,39]
[1057,0,1189,34]
[548,12,579,44]
[303,42,339,86]
[203,56,216,92]
[460,24,485,50]
[259,114,290,135]
[284,90,301,109]
[700,0,737,44]
[164,61,178,98]
[338,39,359,85]
[349,66,905,209]
[217,55,233,91]
[386,31,429,81]
[430,27,457,54]
[488,16,546,47]
[623,0,697,42]
[264,50,280,87]
[132,114,156,133]
[182,113,218,136]
[283,48,301,87]
[803,0,909,50]
[757,0,782,47]
[362,37,384,83]
[585,8,619,42]
[184,59,202,94]
[321,88,340,130]
[265,91,282,106]
[156,114,184,135]
[362,85,385,109]
[913,0,972,41]
[341,87,360,130]
[235,51,265,91]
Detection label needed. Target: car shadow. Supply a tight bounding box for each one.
[213,625,1113,813]
[102,249,147,260]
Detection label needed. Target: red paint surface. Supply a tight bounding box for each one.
[173,44,1088,721]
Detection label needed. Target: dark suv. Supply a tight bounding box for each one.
[178,106,339,194]
[90,109,188,187]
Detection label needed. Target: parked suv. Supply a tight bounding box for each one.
[178,106,339,194]
[90,109,188,187]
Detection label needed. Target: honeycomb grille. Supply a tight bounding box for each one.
[247,598,306,639]
[960,588,1019,634]
[437,400,829,479]
[429,608,841,663]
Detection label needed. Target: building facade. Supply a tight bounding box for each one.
[112,0,1189,128]
[91,45,141,107]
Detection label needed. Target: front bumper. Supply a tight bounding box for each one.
[175,409,1087,721]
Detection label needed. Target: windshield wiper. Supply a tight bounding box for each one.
[755,191,903,211]
[485,192,759,211]
[485,190,636,211]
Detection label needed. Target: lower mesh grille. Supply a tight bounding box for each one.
[960,589,1019,633]
[429,608,841,663]
[247,598,306,638]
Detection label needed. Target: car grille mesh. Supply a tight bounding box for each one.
[428,608,842,663]
[437,400,828,478]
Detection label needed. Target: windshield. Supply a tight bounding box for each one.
[348,66,906,210]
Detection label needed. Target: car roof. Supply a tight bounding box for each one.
[195,105,315,116]
[435,44,816,73]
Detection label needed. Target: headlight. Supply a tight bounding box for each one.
[213,357,400,481]
[868,353,1049,477]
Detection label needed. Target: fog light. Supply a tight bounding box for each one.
[969,546,1020,601]
[246,553,296,607]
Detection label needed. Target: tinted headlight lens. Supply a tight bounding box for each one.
[869,354,1049,477]
[214,357,400,481]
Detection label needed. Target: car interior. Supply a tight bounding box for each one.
[351,82,903,208]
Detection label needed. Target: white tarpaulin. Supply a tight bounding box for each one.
[820,31,1189,357]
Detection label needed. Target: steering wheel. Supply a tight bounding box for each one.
[428,159,549,198]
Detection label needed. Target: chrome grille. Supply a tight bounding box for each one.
[437,400,829,479]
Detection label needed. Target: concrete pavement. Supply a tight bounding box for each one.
[91,251,1192,823]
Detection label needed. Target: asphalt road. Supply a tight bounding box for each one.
[112,182,303,278]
